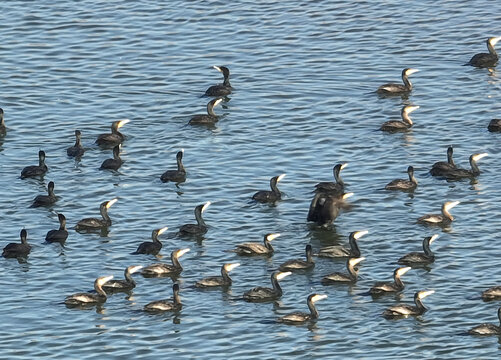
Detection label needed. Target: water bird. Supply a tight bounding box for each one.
[205,66,232,96]
[439,153,488,180]
[317,230,368,258]
[243,271,292,302]
[380,105,420,132]
[142,248,190,277]
[178,202,211,236]
[195,263,240,288]
[488,119,501,132]
[64,275,114,306]
[468,308,501,335]
[385,166,418,191]
[45,213,68,243]
[95,119,130,147]
[2,229,31,258]
[307,192,354,227]
[430,146,456,177]
[417,201,459,227]
[321,257,365,285]
[100,145,123,171]
[481,287,501,302]
[160,150,186,183]
[466,37,501,68]
[0,108,5,136]
[277,294,328,324]
[314,163,347,196]
[229,233,280,256]
[21,150,48,178]
[368,266,411,297]
[377,68,419,95]
[133,227,168,255]
[31,181,57,207]
[252,174,286,203]
[75,198,117,231]
[382,290,434,318]
[102,265,143,293]
[67,130,85,157]
[144,283,182,312]
[398,234,439,266]
[189,98,223,125]
[278,244,315,272]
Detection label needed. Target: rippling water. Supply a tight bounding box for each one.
[2,1,501,358]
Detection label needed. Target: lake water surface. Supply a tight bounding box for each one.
[1,1,501,359]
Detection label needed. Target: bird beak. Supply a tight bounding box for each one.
[490,37,501,46]
[407,68,419,75]
[473,153,488,162]
[130,265,144,273]
[420,290,435,299]
[340,163,348,170]
[214,98,223,107]
[106,198,118,208]
[226,263,241,272]
[351,257,365,266]
[342,192,354,200]
[178,248,190,257]
[213,65,222,72]
[354,230,369,240]
[267,233,281,241]
[100,275,114,284]
[158,227,168,235]
[202,201,211,213]
[277,174,286,182]
[117,119,130,128]
[277,271,292,280]
[429,234,439,244]
[398,267,412,276]
[446,201,460,211]
[312,294,328,303]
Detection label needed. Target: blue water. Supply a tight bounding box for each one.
[1,1,501,358]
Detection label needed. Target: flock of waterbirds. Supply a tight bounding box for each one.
[2,38,501,332]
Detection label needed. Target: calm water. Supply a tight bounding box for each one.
[1,1,501,358]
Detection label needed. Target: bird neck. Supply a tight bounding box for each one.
[100,206,112,225]
[470,157,481,175]
[307,299,319,319]
[195,208,206,227]
[401,111,413,126]
[393,273,405,290]
[271,275,283,295]
[488,41,498,56]
[221,267,232,284]
[402,74,413,90]
[347,262,358,279]
[171,253,183,269]
[177,155,185,172]
[423,239,434,257]
[349,236,361,257]
[270,178,281,195]
[207,103,218,117]
[125,270,136,285]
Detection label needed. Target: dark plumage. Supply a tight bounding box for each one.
[488,119,501,132]
[278,244,315,272]
[369,266,411,297]
[189,98,223,125]
[430,146,456,177]
[31,181,57,207]
[0,108,6,136]
[160,150,186,183]
[317,230,368,258]
[321,257,365,285]
[133,227,168,255]
[277,294,328,324]
[482,287,501,302]
[314,163,347,196]
[466,37,501,68]
[380,105,419,132]
[67,130,85,157]
[468,307,501,335]
[64,275,114,306]
[75,198,117,231]
[2,229,31,258]
[144,283,182,312]
[385,166,418,191]
[382,290,434,318]
[417,201,459,227]
[102,265,143,293]
[142,248,190,277]
[439,153,488,180]
[21,150,48,178]
[252,174,286,203]
[243,271,292,303]
[230,233,280,256]
[377,68,419,95]
[45,214,68,243]
[195,263,240,288]
[95,119,130,147]
[100,145,123,171]
[205,66,232,97]
[398,234,438,266]
[178,202,211,236]
[307,192,353,227]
